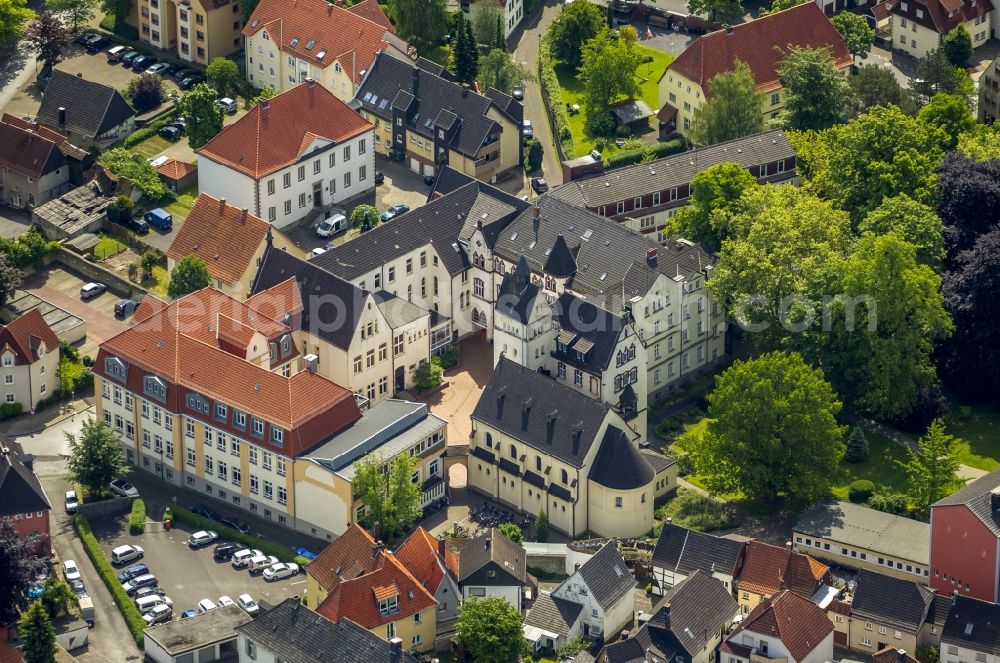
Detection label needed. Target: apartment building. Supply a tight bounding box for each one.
[0,309,60,411]
[940,596,1000,663]
[352,52,523,182]
[890,0,991,59]
[196,80,374,229]
[127,0,242,66]
[0,440,51,555]
[657,3,851,137]
[243,0,408,102]
[979,54,1000,123]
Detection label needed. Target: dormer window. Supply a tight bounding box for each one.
[143,375,167,402]
[377,594,399,615]
[104,356,127,381]
[1,353,13,367]
[271,426,284,447]
[900,1,908,9]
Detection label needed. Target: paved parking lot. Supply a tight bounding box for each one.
[91,518,306,617]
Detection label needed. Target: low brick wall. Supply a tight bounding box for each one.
[54,249,149,299]
[78,496,134,520]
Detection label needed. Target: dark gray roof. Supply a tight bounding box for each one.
[941,595,1000,655]
[37,71,135,139]
[458,527,527,583]
[573,540,635,611]
[552,293,624,374]
[609,99,654,124]
[852,569,934,633]
[145,604,251,654]
[589,427,654,490]
[929,595,952,626]
[544,233,576,277]
[235,599,419,663]
[549,130,795,209]
[472,357,611,469]
[414,56,448,78]
[249,243,366,350]
[354,52,512,158]
[932,469,1000,536]
[428,165,477,199]
[602,625,673,663]
[524,592,583,638]
[315,180,527,279]
[496,267,541,325]
[641,449,678,473]
[0,439,50,517]
[651,523,744,578]
[484,88,523,125]
[794,500,928,564]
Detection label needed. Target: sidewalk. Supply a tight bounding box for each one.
[0,397,94,436]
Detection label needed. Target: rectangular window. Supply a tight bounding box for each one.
[343,145,351,161]
[263,480,273,499]
[297,165,305,181]
[344,171,351,188]
[252,418,265,437]
[283,173,290,188]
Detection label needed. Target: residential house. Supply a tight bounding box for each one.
[395,527,461,642]
[166,194,303,298]
[736,540,830,615]
[352,52,523,181]
[722,591,834,663]
[457,527,528,611]
[657,3,851,136]
[980,55,1000,123]
[848,569,936,655]
[599,570,739,663]
[37,71,136,148]
[0,309,60,411]
[549,130,797,238]
[940,595,1000,663]
[792,500,930,583]
[305,524,438,652]
[0,439,51,555]
[125,0,243,66]
[196,79,374,229]
[243,0,408,102]
[462,0,524,39]
[235,598,421,663]
[930,469,1000,601]
[143,604,252,663]
[651,522,746,596]
[889,0,991,60]
[0,114,86,209]
[469,358,657,538]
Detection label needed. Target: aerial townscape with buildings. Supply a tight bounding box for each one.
[0,0,999,659]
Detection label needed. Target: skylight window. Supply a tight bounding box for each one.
[363,92,373,102]
[510,232,518,241]
[250,18,258,28]
[582,229,593,240]
[290,37,299,47]
[379,99,389,109]
[305,39,315,50]
[316,50,326,59]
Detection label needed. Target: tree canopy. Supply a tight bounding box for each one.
[97,148,171,202]
[912,47,973,101]
[48,0,96,33]
[66,418,127,497]
[18,601,56,663]
[350,204,380,231]
[579,28,641,134]
[691,351,845,504]
[549,0,604,69]
[181,83,225,149]
[25,11,68,70]
[470,1,502,47]
[942,24,972,68]
[0,253,22,310]
[858,194,945,268]
[126,72,166,112]
[688,0,743,23]
[455,597,529,663]
[850,64,911,113]
[353,452,422,539]
[206,57,242,98]
[690,60,763,146]
[390,0,447,51]
[478,49,532,96]
[831,11,875,60]
[935,152,1000,262]
[0,519,47,626]
[0,0,35,45]
[902,419,962,518]
[758,0,805,15]
[670,162,759,251]
[917,93,975,151]
[777,46,852,131]
[167,255,210,299]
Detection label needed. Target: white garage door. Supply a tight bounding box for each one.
[423,164,435,177]
[409,157,421,173]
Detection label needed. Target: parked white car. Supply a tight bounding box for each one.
[142,603,173,625]
[62,560,81,581]
[237,594,259,616]
[111,545,144,565]
[263,562,300,582]
[217,595,235,608]
[231,549,263,569]
[64,490,79,513]
[109,478,139,497]
[187,531,218,548]
[197,598,217,613]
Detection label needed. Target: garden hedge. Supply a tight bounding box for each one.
[73,514,146,647]
[122,111,179,149]
[128,498,146,535]
[168,506,312,567]
[538,32,575,160]
[848,479,876,503]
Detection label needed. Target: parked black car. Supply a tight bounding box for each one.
[220,516,250,535]
[179,74,206,89]
[213,542,249,561]
[131,55,155,71]
[159,125,181,141]
[374,171,384,185]
[118,215,149,233]
[192,504,221,521]
[85,36,110,52]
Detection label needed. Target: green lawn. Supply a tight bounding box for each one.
[946,401,1000,471]
[162,187,198,221]
[132,135,172,159]
[142,265,169,297]
[555,45,674,158]
[94,235,127,261]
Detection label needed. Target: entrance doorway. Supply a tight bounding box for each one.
[395,366,405,392]
[313,181,322,207]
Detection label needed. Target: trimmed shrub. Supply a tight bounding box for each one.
[74,514,146,647]
[869,491,909,516]
[122,111,178,149]
[169,506,307,565]
[648,138,686,158]
[538,32,574,159]
[128,498,146,535]
[848,479,876,503]
[605,148,647,169]
[0,402,22,420]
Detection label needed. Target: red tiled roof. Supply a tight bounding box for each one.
[666,2,852,93]
[0,115,65,179]
[373,583,399,601]
[738,540,829,599]
[0,310,59,366]
[729,591,834,663]
[196,81,372,179]
[395,526,456,595]
[243,0,395,76]
[155,157,197,182]
[890,0,990,35]
[167,194,271,287]
[133,295,168,323]
[308,524,381,591]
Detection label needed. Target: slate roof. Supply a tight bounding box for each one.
[549,130,795,209]
[551,293,624,374]
[457,527,527,583]
[249,243,367,350]
[651,522,744,579]
[941,595,1000,655]
[472,357,612,469]
[851,569,935,633]
[196,81,372,179]
[728,590,834,662]
[428,165,477,198]
[664,3,851,94]
[588,427,654,491]
[738,540,829,599]
[0,309,60,366]
[794,499,929,564]
[236,599,419,663]
[932,469,1000,536]
[314,179,527,279]
[0,116,66,179]
[496,258,542,325]
[573,540,635,611]
[641,449,677,473]
[354,52,519,159]
[0,439,51,517]
[524,591,583,638]
[37,71,135,140]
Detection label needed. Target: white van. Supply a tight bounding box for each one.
[135,595,171,614]
[197,598,217,613]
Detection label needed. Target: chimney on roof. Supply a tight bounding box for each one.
[485,537,491,550]
[389,638,403,654]
[219,197,226,212]
[533,204,541,221]
[305,77,316,88]
[20,453,34,472]
[898,650,908,663]
[240,208,248,224]
[991,487,1000,512]
[725,24,734,34]
[785,540,792,548]
[666,517,672,524]
[412,65,420,96]
[674,241,685,252]
[647,247,657,267]
[260,100,270,112]
[58,107,66,128]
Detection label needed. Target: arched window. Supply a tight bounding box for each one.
[510,444,517,459]
[561,469,568,484]
[536,456,542,471]
[485,433,493,448]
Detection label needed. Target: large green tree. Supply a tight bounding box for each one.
[688,0,742,23]
[25,11,68,71]
[777,46,852,131]
[240,0,258,23]
[958,123,1000,160]
[942,24,972,68]
[181,83,224,149]
[353,452,422,539]
[470,0,502,48]
[670,161,759,251]
[18,602,56,663]
[902,419,962,518]
[351,204,380,231]
[918,92,974,151]
[549,0,604,69]
[580,28,641,134]
[455,597,529,663]
[758,0,805,13]
[390,0,447,51]
[478,49,532,94]
[912,47,973,100]
[167,254,210,299]
[206,57,242,98]
[0,519,47,626]
[831,11,875,60]
[48,0,95,34]
[66,418,127,496]
[850,64,911,113]
[126,72,166,112]
[98,0,129,28]
[691,351,845,504]
[821,233,952,419]
[0,0,34,45]
[98,148,170,201]
[690,60,763,146]
[858,194,945,268]
[0,253,23,310]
